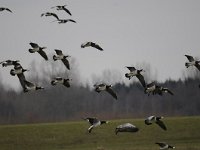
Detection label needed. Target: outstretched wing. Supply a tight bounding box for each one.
[147,82,155,88]
[91,42,103,51]
[17,73,26,89]
[136,74,146,87]
[85,117,98,125]
[63,7,72,16]
[0,60,6,64]
[63,79,70,87]
[5,8,12,13]
[185,55,194,62]
[55,49,63,55]
[62,58,70,70]
[195,63,200,71]
[106,87,117,100]
[38,50,48,60]
[164,88,174,95]
[51,13,59,20]
[24,80,34,88]
[155,142,166,147]
[156,120,167,131]
[68,19,76,23]
[126,66,136,72]
[30,42,39,48]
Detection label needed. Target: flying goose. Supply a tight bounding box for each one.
[51,77,71,87]
[145,115,167,131]
[41,12,59,20]
[81,42,103,51]
[144,82,156,96]
[0,7,12,13]
[29,42,48,60]
[185,55,200,71]
[154,86,174,96]
[53,19,76,24]
[10,63,28,76]
[53,49,70,70]
[94,83,117,100]
[155,142,175,149]
[51,5,72,16]
[115,123,139,135]
[83,117,108,133]
[9,63,28,90]
[0,60,19,67]
[125,66,146,87]
[23,80,44,93]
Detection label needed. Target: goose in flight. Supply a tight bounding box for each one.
[53,49,70,70]
[29,42,48,60]
[185,55,200,71]
[125,66,146,87]
[9,63,28,90]
[94,83,117,100]
[115,123,139,135]
[41,12,59,20]
[0,60,19,67]
[10,63,28,76]
[51,5,72,16]
[154,86,174,96]
[23,80,44,93]
[155,142,175,149]
[0,7,12,13]
[51,77,71,87]
[81,42,103,51]
[145,115,167,131]
[144,82,156,96]
[83,117,108,133]
[53,19,76,24]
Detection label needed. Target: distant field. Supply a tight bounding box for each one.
[0,116,200,150]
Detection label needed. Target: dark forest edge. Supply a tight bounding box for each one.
[0,74,199,125]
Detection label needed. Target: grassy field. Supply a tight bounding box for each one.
[0,116,200,150]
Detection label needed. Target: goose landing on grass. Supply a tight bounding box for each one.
[145,115,167,131]
[83,117,108,133]
[155,142,175,149]
[115,123,139,135]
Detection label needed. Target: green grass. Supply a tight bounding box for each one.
[0,116,200,150]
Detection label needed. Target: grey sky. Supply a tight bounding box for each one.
[1,0,200,90]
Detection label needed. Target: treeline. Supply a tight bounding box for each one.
[0,61,199,124]
[0,78,199,124]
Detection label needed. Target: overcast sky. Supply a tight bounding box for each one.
[1,0,200,90]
